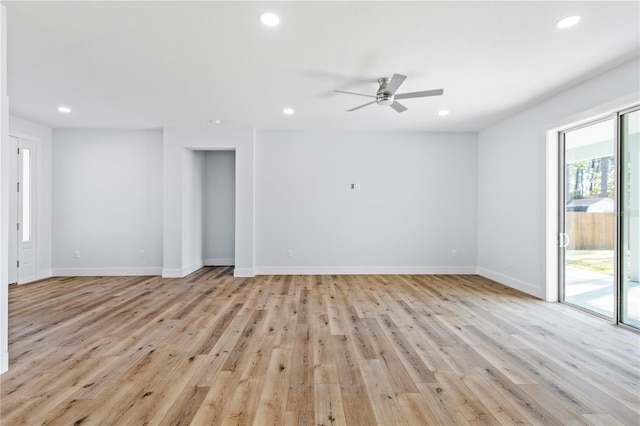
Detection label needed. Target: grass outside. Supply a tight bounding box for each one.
[566,250,614,275]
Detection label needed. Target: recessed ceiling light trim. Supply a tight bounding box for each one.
[555,15,581,29]
[283,108,294,115]
[438,110,450,117]
[259,12,280,27]
[58,106,71,113]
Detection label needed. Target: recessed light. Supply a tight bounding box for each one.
[283,108,294,115]
[438,110,450,117]
[555,15,581,29]
[259,12,280,27]
[58,106,71,113]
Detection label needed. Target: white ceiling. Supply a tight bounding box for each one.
[4,1,640,132]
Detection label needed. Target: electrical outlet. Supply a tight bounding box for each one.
[452,250,458,257]
[74,250,80,259]
[140,250,145,258]
[288,249,294,258]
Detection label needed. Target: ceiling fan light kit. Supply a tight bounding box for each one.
[335,73,444,113]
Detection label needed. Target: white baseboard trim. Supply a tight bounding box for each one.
[52,267,162,277]
[162,261,203,278]
[476,267,542,299]
[255,266,477,276]
[233,268,256,277]
[183,261,204,277]
[1,351,9,375]
[162,268,183,278]
[204,258,234,266]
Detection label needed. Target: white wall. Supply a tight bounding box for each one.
[181,149,205,274]
[203,151,235,265]
[477,58,640,299]
[52,129,163,275]
[9,115,53,282]
[1,5,9,374]
[162,126,254,277]
[255,130,478,274]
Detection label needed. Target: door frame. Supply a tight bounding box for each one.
[617,105,640,328]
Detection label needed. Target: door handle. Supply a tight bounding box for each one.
[559,233,570,248]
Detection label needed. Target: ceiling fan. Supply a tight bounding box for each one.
[335,73,443,113]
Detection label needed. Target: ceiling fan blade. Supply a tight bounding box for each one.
[347,100,377,112]
[389,101,407,113]
[395,89,444,99]
[335,90,376,98]
[384,73,407,95]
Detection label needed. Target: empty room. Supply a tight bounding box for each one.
[0,1,639,425]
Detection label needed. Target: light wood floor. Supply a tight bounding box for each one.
[1,268,639,425]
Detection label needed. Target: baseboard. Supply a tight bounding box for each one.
[161,268,183,278]
[255,266,477,276]
[0,350,8,375]
[52,267,162,277]
[476,267,543,299]
[204,258,234,266]
[162,261,203,278]
[233,268,256,278]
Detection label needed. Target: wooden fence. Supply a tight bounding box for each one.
[566,212,614,250]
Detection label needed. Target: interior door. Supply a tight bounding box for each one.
[17,138,37,284]
[560,118,616,319]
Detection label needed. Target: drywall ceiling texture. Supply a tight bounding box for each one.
[4,1,640,132]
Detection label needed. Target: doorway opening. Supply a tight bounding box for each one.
[203,150,236,267]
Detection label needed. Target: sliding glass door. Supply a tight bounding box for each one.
[561,119,616,319]
[620,108,639,328]
[560,106,639,329]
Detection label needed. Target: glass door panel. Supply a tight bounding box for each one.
[562,119,615,319]
[620,109,639,328]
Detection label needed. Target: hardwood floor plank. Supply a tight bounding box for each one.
[461,374,534,425]
[415,382,471,425]
[378,313,437,383]
[360,318,420,393]
[253,348,293,425]
[314,383,347,426]
[286,324,314,413]
[189,371,234,425]
[158,386,209,426]
[220,309,267,372]
[2,269,639,425]
[331,335,378,425]
[434,370,501,424]
[359,358,412,425]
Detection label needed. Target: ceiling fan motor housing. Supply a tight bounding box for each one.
[377,77,394,105]
[377,94,394,106]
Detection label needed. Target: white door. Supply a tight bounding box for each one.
[17,139,37,284]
